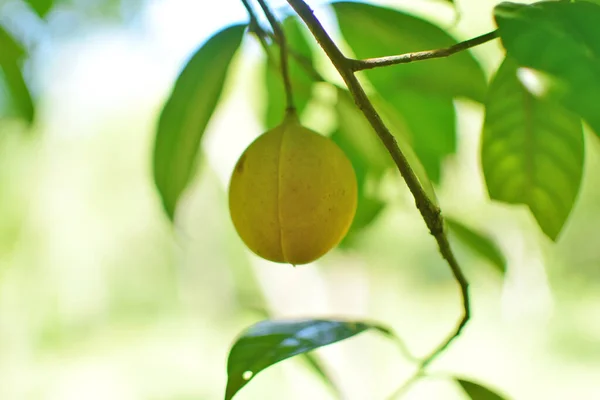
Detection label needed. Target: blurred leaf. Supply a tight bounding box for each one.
[0,27,25,59]
[457,379,508,400]
[225,319,393,400]
[445,217,506,274]
[384,90,456,183]
[333,1,487,101]
[481,57,584,240]
[24,0,54,18]
[335,89,391,174]
[373,95,440,206]
[332,125,386,246]
[494,1,600,135]
[332,89,389,243]
[264,16,314,129]
[0,26,34,123]
[153,24,246,220]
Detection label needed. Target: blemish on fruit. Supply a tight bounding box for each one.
[235,154,246,174]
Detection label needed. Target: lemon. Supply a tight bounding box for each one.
[228,113,358,265]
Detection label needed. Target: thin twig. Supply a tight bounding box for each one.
[240,0,276,64]
[259,25,325,82]
[348,30,499,71]
[256,0,296,113]
[386,369,424,400]
[285,0,470,396]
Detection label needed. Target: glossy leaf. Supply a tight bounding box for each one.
[264,16,314,129]
[481,57,584,240]
[225,319,392,400]
[383,90,456,183]
[457,379,508,400]
[24,0,54,18]
[153,24,246,219]
[446,217,506,274]
[245,306,341,397]
[494,1,600,135]
[0,26,34,123]
[333,1,487,102]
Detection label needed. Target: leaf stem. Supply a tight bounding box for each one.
[255,0,296,114]
[348,30,499,71]
[285,0,471,395]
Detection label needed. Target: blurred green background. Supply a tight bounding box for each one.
[1,0,599,399]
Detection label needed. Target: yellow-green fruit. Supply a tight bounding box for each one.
[228,113,358,265]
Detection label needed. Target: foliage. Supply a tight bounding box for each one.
[3,0,600,398]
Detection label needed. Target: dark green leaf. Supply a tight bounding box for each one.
[383,90,456,183]
[264,16,314,129]
[153,24,246,220]
[494,1,600,135]
[333,1,487,101]
[24,0,54,18]
[481,57,584,240]
[0,26,34,123]
[457,379,508,400]
[225,319,391,400]
[245,306,340,396]
[446,217,506,274]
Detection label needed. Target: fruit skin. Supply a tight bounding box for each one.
[228,113,358,265]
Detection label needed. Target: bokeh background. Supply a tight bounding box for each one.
[1,0,600,399]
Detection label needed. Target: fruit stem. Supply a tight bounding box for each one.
[255,0,296,114]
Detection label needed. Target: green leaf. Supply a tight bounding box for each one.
[457,379,508,400]
[383,90,456,183]
[225,319,392,400]
[334,89,391,175]
[245,306,341,397]
[24,0,54,18]
[331,89,390,243]
[445,217,506,274]
[481,57,584,240]
[0,26,34,123]
[494,1,600,135]
[332,1,487,102]
[331,125,386,246]
[153,23,246,220]
[373,95,440,206]
[0,27,25,60]
[264,16,314,129]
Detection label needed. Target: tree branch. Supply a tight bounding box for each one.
[348,30,499,71]
[285,0,470,395]
[256,0,296,113]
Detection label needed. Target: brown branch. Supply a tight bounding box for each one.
[285,0,471,396]
[256,0,295,113]
[349,30,499,71]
